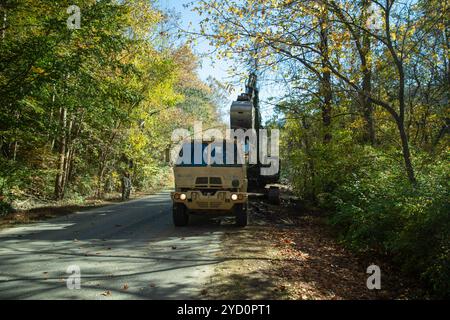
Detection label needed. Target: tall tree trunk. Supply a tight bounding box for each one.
[358,0,376,145]
[12,141,17,161]
[302,117,316,202]
[67,148,77,183]
[385,5,416,184]
[361,70,375,144]
[61,117,73,193]
[95,120,122,199]
[11,110,20,161]
[396,118,416,184]
[54,107,67,200]
[319,9,332,143]
[96,163,106,199]
[1,10,6,40]
[96,147,111,199]
[49,84,56,149]
[397,68,416,183]
[441,0,450,105]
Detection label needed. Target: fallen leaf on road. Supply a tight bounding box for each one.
[123,283,129,290]
[101,291,112,296]
[282,238,296,245]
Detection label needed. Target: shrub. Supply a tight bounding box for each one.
[0,201,13,216]
[329,152,450,298]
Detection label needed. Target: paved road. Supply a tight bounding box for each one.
[0,192,226,300]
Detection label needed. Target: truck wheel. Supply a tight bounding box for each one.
[268,187,281,205]
[235,204,248,227]
[173,203,189,227]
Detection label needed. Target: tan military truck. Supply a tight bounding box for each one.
[171,140,248,227]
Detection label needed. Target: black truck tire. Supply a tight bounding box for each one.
[173,203,189,227]
[235,204,248,227]
[268,186,281,205]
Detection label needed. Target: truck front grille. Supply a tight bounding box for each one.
[196,202,222,209]
[195,177,223,187]
[197,202,209,209]
[209,202,222,209]
[210,177,222,185]
[196,177,209,185]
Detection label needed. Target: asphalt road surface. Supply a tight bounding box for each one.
[0,192,226,300]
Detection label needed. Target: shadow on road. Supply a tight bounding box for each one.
[0,194,242,299]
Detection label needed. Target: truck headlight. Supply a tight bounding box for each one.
[180,193,187,201]
[231,194,238,201]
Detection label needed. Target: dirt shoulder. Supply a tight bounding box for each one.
[0,191,156,230]
[205,199,422,300]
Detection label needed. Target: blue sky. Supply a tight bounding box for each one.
[157,1,238,85]
[156,0,281,122]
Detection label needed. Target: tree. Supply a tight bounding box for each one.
[191,0,449,184]
[0,0,222,202]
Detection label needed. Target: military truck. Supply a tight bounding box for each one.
[171,140,249,227]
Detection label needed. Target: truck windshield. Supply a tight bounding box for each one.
[175,142,243,167]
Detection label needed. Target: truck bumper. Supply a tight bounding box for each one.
[171,191,247,212]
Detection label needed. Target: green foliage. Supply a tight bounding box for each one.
[0,158,32,201]
[0,201,13,216]
[133,164,172,192]
[283,118,371,201]
[0,1,223,202]
[329,152,449,297]
[196,0,449,298]
[282,113,449,297]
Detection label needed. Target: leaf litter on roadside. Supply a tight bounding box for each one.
[101,290,112,297]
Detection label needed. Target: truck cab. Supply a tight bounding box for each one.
[171,140,248,227]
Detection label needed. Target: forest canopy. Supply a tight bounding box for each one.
[0,0,222,203]
[192,0,449,297]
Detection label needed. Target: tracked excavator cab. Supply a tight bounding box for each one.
[230,99,255,129]
[230,73,260,131]
[229,73,281,204]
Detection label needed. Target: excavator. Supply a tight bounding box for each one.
[170,73,280,227]
[230,73,281,204]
